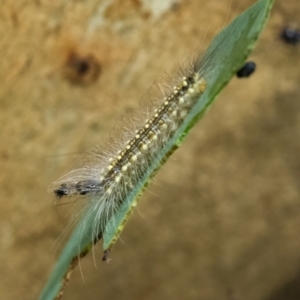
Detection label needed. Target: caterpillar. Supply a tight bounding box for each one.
[50,48,209,259]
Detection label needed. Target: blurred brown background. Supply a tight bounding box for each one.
[1,0,300,299]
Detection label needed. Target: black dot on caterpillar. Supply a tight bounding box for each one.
[54,180,102,198]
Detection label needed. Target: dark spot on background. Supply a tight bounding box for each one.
[63,52,101,85]
[281,28,300,45]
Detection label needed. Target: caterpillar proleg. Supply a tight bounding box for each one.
[50,56,207,257]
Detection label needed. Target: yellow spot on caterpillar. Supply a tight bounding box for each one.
[141,144,148,151]
[115,174,122,183]
[197,78,207,92]
[180,110,188,118]
[188,88,195,95]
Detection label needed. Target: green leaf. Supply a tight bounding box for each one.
[39,0,275,299]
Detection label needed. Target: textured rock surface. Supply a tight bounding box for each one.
[1,1,300,300]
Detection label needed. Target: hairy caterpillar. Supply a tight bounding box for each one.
[50,55,207,257]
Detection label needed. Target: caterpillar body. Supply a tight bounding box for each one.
[50,58,207,256]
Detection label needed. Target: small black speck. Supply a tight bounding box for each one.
[102,249,110,261]
[281,28,300,45]
[236,61,256,78]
